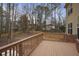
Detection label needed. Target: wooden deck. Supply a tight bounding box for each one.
[0,32,78,56]
[30,41,79,56]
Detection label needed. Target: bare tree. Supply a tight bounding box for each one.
[0,3,3,40]
[19,14,28,32]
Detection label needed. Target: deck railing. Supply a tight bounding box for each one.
[64,34,77,42]
[0,32,43,56]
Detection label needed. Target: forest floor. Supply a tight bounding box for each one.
[0,31,40,47]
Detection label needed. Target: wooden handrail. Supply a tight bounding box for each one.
[0,32,43,56]
[0,32,43,50]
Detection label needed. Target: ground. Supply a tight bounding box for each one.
[0,31,40,47]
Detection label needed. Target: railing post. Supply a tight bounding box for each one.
[0,52,2,56]
[9,49,11,56]
[19,43,23,56]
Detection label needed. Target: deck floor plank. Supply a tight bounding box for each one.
[30,41,79,56]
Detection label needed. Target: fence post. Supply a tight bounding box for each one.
[19,43,23,56]
[0,52,2,56]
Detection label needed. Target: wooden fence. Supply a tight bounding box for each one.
[43,32,76,42]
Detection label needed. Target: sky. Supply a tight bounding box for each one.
[17,3,66,16]
[60,3,66,17]
[2,3,66,17]
[2,3,66,24]
[15,3,66,24]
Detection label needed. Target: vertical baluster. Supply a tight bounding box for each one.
[13,47,15,56]
[30,39,32,50]
[9,48,11,56]
[0,52,2,56]
[5,50,7,56]
[7,50,9,56]
[15,45,18,56]
[16,45,19,56]
[19,43,23,56]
